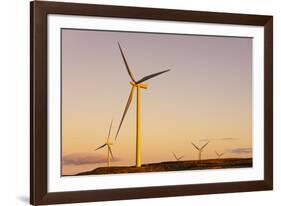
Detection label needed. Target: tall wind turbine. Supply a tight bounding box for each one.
[95,120,114,167]
[215,151,224,159]
[115,42,170,167]
[172,152,184,161]
[191,141,209,161]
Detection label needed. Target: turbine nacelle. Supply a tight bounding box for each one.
[130,81,148,89]
[95,120,115,167]
[172,152,183,161]
[115,42,170,167]
[215,151,224,159]
[106,142,113,146]
[115,42,170,141]
[191,141,210,161]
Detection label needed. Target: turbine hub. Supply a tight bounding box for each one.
[130,81,148,89]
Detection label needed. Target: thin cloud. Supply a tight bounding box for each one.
[199,137,237,142]
[220,138,237,141]
[199,139,210,142]
[229,147,252,154]
[62,153,120,165]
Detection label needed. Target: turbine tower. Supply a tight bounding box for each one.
[172,152,184,161]
[215,151,224,159]
[115,42,170,167]
[95,120,114,167]
[191,141,209,161]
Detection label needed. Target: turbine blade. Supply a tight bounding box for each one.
[95,143,106,151]
[115,86,135,140]
[136,69,170,84]
[172,152,177,160]
[215,151,219,156]
[201,141,209,150]
[108,146,114,159]
[178,156,184,160]
[107,119,113,142]
[117,42,136,82]
[191,142,200,151]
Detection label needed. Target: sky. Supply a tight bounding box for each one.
[61,29,252,175]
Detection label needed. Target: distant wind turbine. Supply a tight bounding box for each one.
[115,42,170,167]
[172,152,184,161]
[215,151,224,159]
[95,120,114,167]
[191,141,209,161]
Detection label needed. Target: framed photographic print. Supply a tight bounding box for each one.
[30,1,273,205]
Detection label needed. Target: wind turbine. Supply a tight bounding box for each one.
[95,120,114,167]
[191,141,209,161]
[172,152,184,161]
[215,151,224,159]
[115,42,170,167]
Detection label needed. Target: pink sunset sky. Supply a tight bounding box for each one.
[61,29,252,175]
